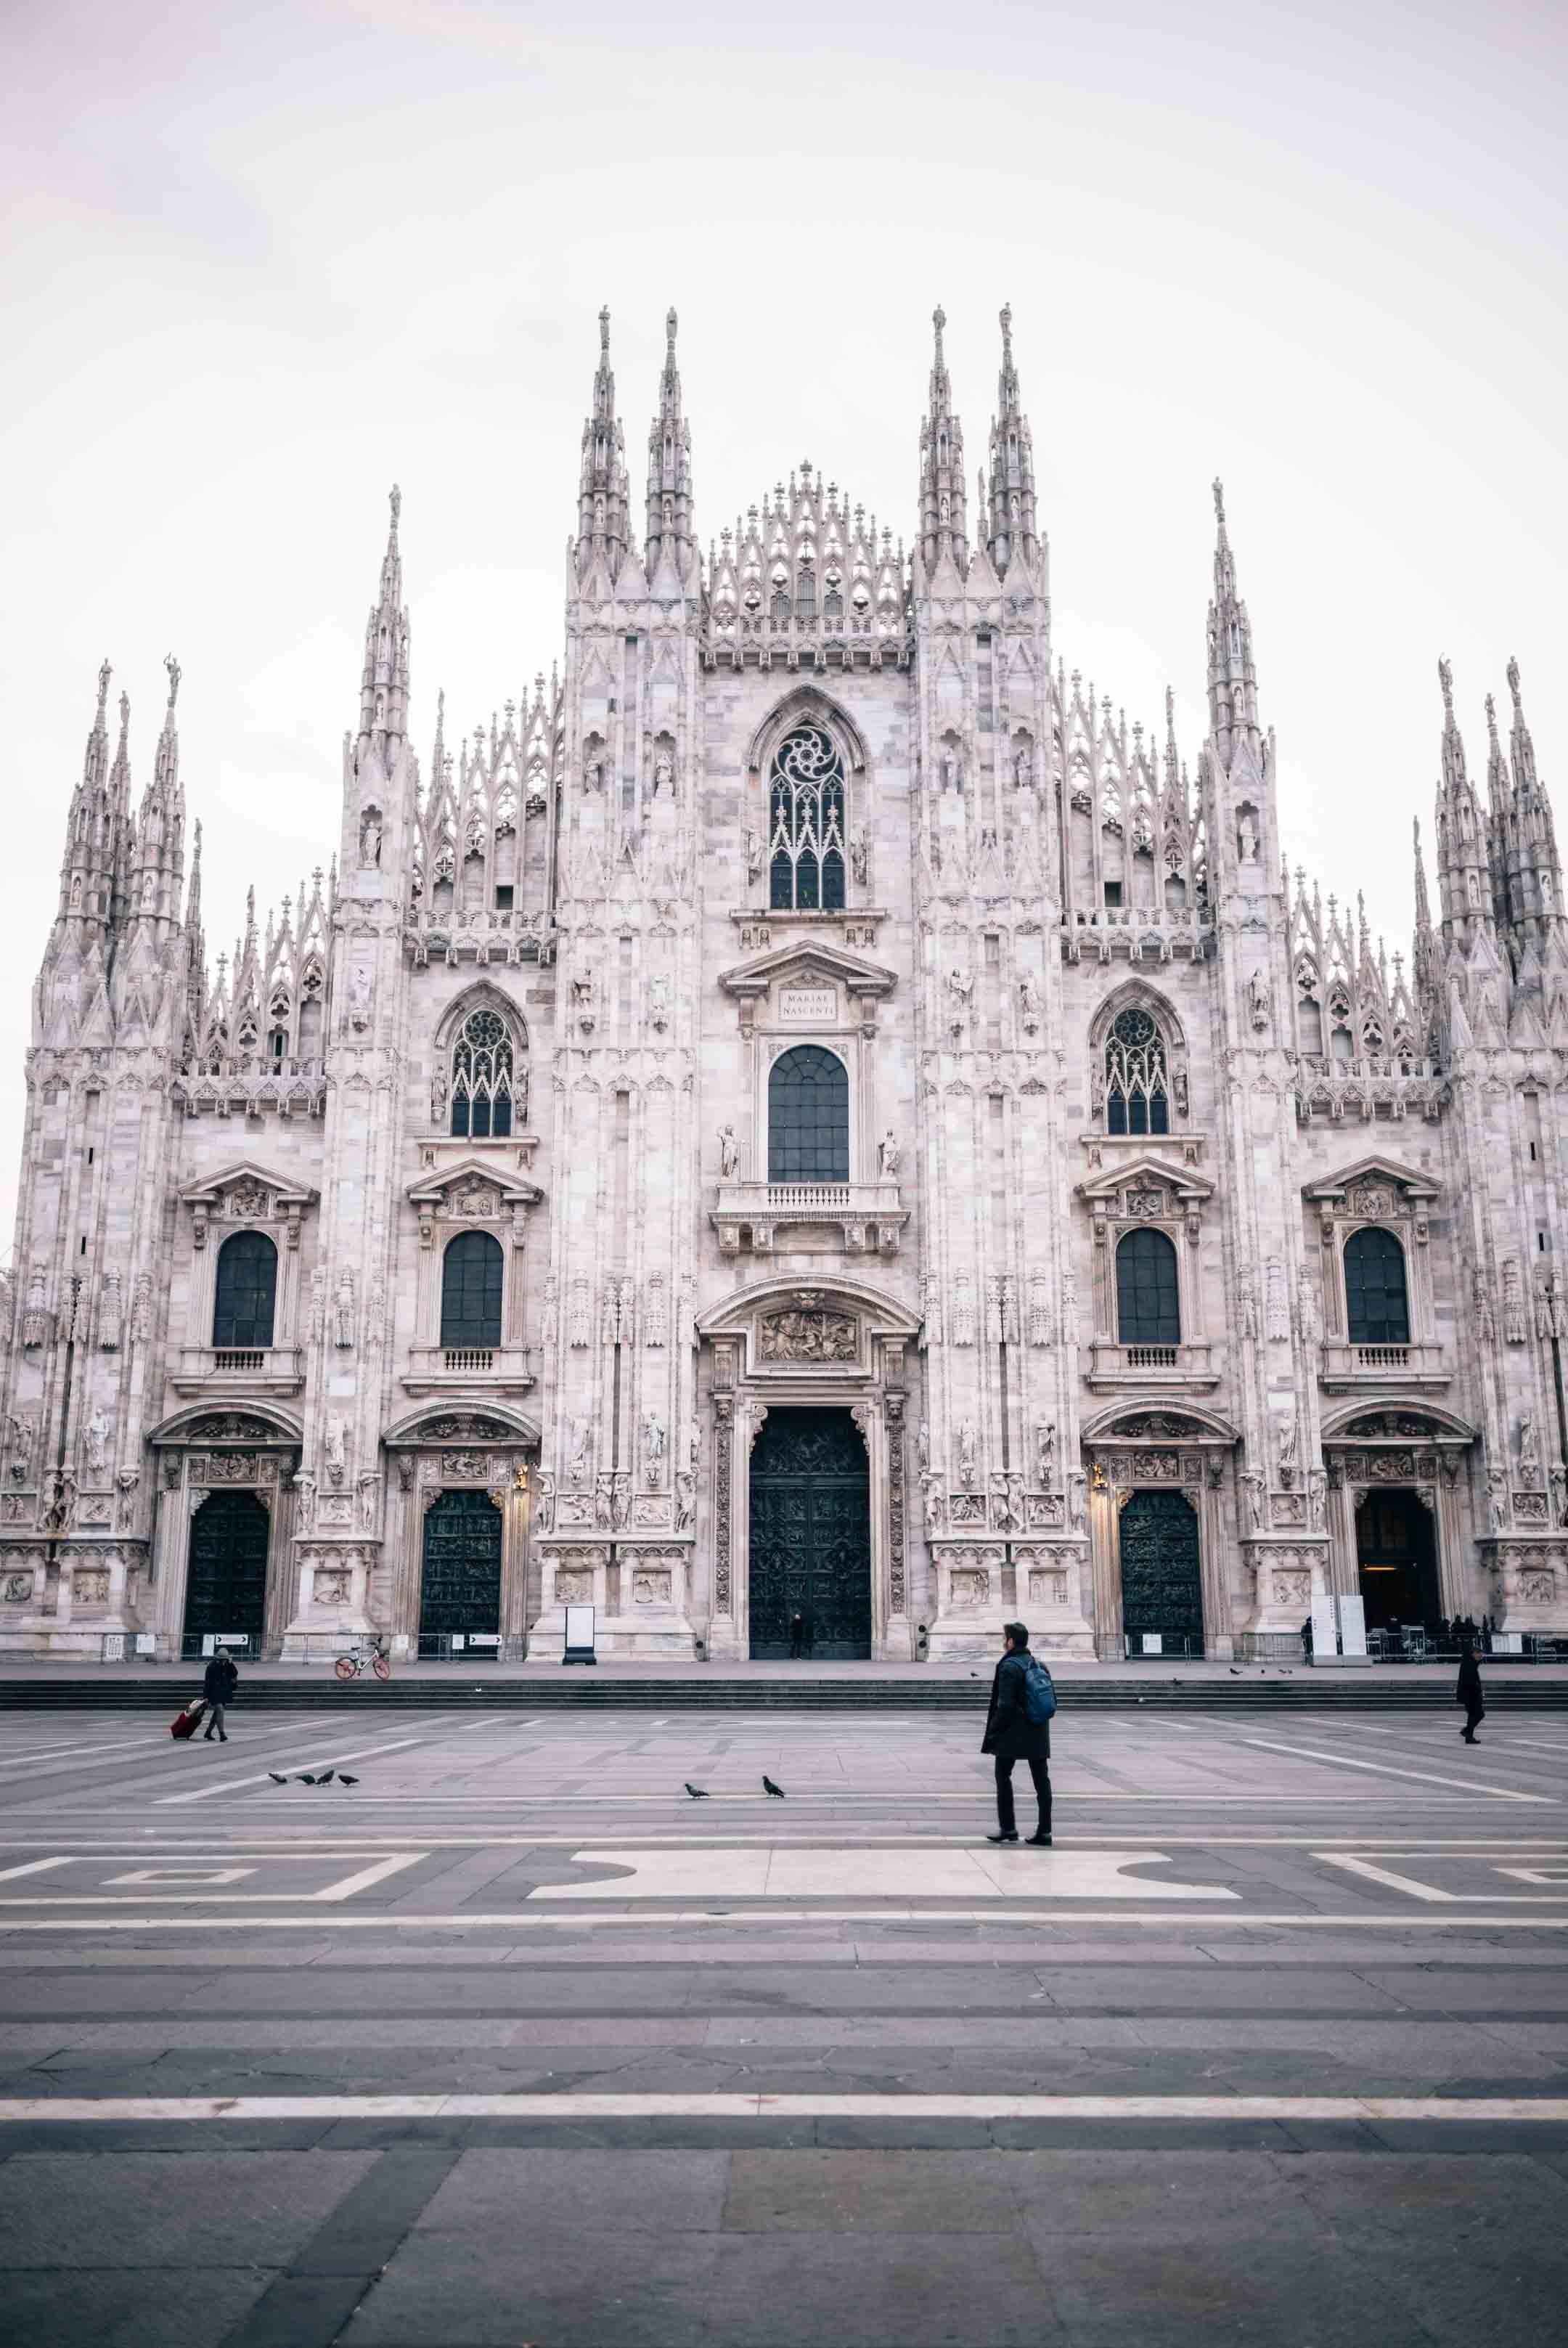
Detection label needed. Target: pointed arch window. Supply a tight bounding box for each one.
[1116,1228,1180,1345]
[768,1045,849,1182]
[1344,1227,1410,1345]
[213,1231,277,1350]
[1105,1006,1169,1136]
[450,1007,514,1140]
[768,724,846,911]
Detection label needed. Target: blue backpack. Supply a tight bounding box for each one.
[1020,1653,1057,1724]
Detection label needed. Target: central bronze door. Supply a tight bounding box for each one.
[748,1407,871,1660]
[1118,1488,1204,1655]
[419,1488,502,1636]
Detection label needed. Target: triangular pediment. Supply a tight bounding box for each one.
[180,1160,317,1209]
[1301,1151,1440,1203]
[718,935,897,1000]
[406,1154,543,1210]
[1076,1154,1213,1205]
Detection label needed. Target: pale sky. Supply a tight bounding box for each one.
[1,0,1564,1236]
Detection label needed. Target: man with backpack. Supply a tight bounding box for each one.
[981,1621,1054,1846]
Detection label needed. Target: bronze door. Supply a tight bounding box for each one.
[420,1488,502,1634]
[749,1408,871,1660]
[1118,1488,1204,1652]
[184,1491,269,1635]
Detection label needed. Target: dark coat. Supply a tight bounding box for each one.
[203,1654,239,1703]
[1456,1650,1484,1718]
[981,1650,1051,1762]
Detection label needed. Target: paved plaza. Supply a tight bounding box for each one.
[1,1699,1567,2344]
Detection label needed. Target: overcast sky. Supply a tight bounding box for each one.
[1,0,1564,1234]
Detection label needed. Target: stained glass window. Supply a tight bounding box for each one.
[213,1231,277,1349]
[768,1045,849,1182]
[1344,1227,1409,1345]
[450,1007,514,1140]
[1105,1006,1169,1135]
[440,1231,504,1349]
[768,725,846,911]
[1116,1228,1180,1345]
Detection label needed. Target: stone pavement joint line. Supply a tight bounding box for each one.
[3,2092,1568,2124]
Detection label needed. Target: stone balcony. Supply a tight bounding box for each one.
[1085,1339,1219,1391]
[400,1344,536,1398]
[1318,1340,1451,1393]
[171,1346,306,1398]
[711,1179,909,1257]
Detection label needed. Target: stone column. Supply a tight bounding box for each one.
[706,1393,740,1659]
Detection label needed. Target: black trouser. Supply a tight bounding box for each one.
[1463,1702,1484,1740]
[995,1754,1051,1835]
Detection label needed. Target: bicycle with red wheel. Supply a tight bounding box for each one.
[334,1635,392,1681]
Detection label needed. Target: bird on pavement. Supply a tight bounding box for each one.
[338,1774,359,1786]
[684,1782,710,1799]
[267,1773,289,1785]
[1228,1668,1241,1676]
[314,1769,336,1785]
[763,1775,785,1799]
[297,1773,319,1785]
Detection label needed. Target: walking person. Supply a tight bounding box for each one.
[1456,1640,1485,1745]
[788,1611,807,1660]
[982,1621,1053,1846]
[200,1647,238,1742]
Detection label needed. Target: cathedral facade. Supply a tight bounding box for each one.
[4,306,1566,1663]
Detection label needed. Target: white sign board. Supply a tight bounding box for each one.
[1493,1630,1523,1654]
[135,1634,156,1656]
[450,1634,465,1651]
[1140,1632,1163,1656]
[1336,1594,1368,1657]
[564,1604,596,1655]
[1310,1596,1339,1661]
[102,1634,125,1662]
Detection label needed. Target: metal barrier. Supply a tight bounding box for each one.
[1104,1632,1206,1661]
[178,1632,261,1663]
[1234,1633,1307,1664]
[416,1631,509,1663]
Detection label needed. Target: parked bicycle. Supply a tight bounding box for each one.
[334,1635,392,1681]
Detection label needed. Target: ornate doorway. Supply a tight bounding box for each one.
[420,1489,502,1636]
[1355,1489,1440,1630]
[1118,1488,1204,1652]
[184,1491,269,1640]
[749,1408,870,1659]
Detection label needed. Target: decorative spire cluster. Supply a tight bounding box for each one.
[358,485,410,756]
[644,307,693,581]
[1204,479,1259,770]
[918,304,968,577]
[983,304,1038,576]
[575,307,632,582]
[1432,656,1499,943]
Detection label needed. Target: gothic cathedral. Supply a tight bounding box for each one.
[4,307,1564,1662]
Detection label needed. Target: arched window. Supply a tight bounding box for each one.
[213,1231,277,1350]
[1105,1006,1169,1135]
[1116,1228,1180,1346]
[768,1045,849,1182]
[440,1231,503,1350]
[450,1006,514,1139]
[768,724,846,911]
[1344,1227,1410,1345]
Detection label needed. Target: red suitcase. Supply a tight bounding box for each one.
[170,1702,205,1740]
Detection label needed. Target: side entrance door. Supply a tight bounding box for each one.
[1118,1487,1204,1655]
[184,1491,269,1644]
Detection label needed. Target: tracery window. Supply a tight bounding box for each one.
[1344,1227,1410,1345]
[1115,1228,1180,1345]
[213,1231,277,1350]
[768,725,846,911]
[449,1007,514,1140]
[768,1045,849,1182]
[440,1231,503,1350]
[1105,1006,1169,1135]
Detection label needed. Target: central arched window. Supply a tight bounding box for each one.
[450,1007,514,1139]
[1106,1007,1169,1135]
[1344,1227,1410,1345]
[768,724,846,911]
[1116,1228,1180,1345]
[768,1045,849,1182]
[213,1231,277,1350]
[440,1231,503,1349]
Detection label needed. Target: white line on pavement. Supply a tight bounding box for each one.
[155,1724,462,1804]
[0,1721,336,1782]
[1238,1737,1553,1800]
[4,1907,1568,1930]
[0,2092,1564,2124]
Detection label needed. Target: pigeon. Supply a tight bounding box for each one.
[762,1775,785,1799]
[338,1773,359,1786]
[297,1773,319,1785]
[267,1772,289,1784]
[684,1782,710,1799]
[314,1769,336,1786]
[1228,1668,1241,1677]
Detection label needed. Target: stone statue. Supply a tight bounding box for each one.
[534,1469,555,1533]
[652,751,673,797]
[1553,1464,1567,1528]
[98,1269,123,1350]
[1018,973,1042,1025]
[1519,1412,1541,1486]
[572,970,597,1030]
[958,1419,979,1489]
[1035,1420,1056,1488]
[348,966,372,1031]
[333,1270,355,1350]
[744,828,764,881]
[1068,1469,1087,1533]
[878,1130,900,1179]
[357,1473,377,1531]
[359,810,383,867]
[674,1468,695,1533]
[7,1415,33,1482]
[642,1410,666,1485]
[23,1265,48,1349]
[850,832,869,886]
[922,1472,944,1534]
[648,974,670,1032]
[1237,808,1259,864]
[83,1403,110,1476]
[916,1419,930,1473]
[718,1124,740,1179]
[686,1417,701,1472]
[1248,969,1270,1030]
[430,1065,449,1124]
[324,1418,348,1484]
[294,1472,316,1531]
[939,747,957,792]
[568,1419,591,1485]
